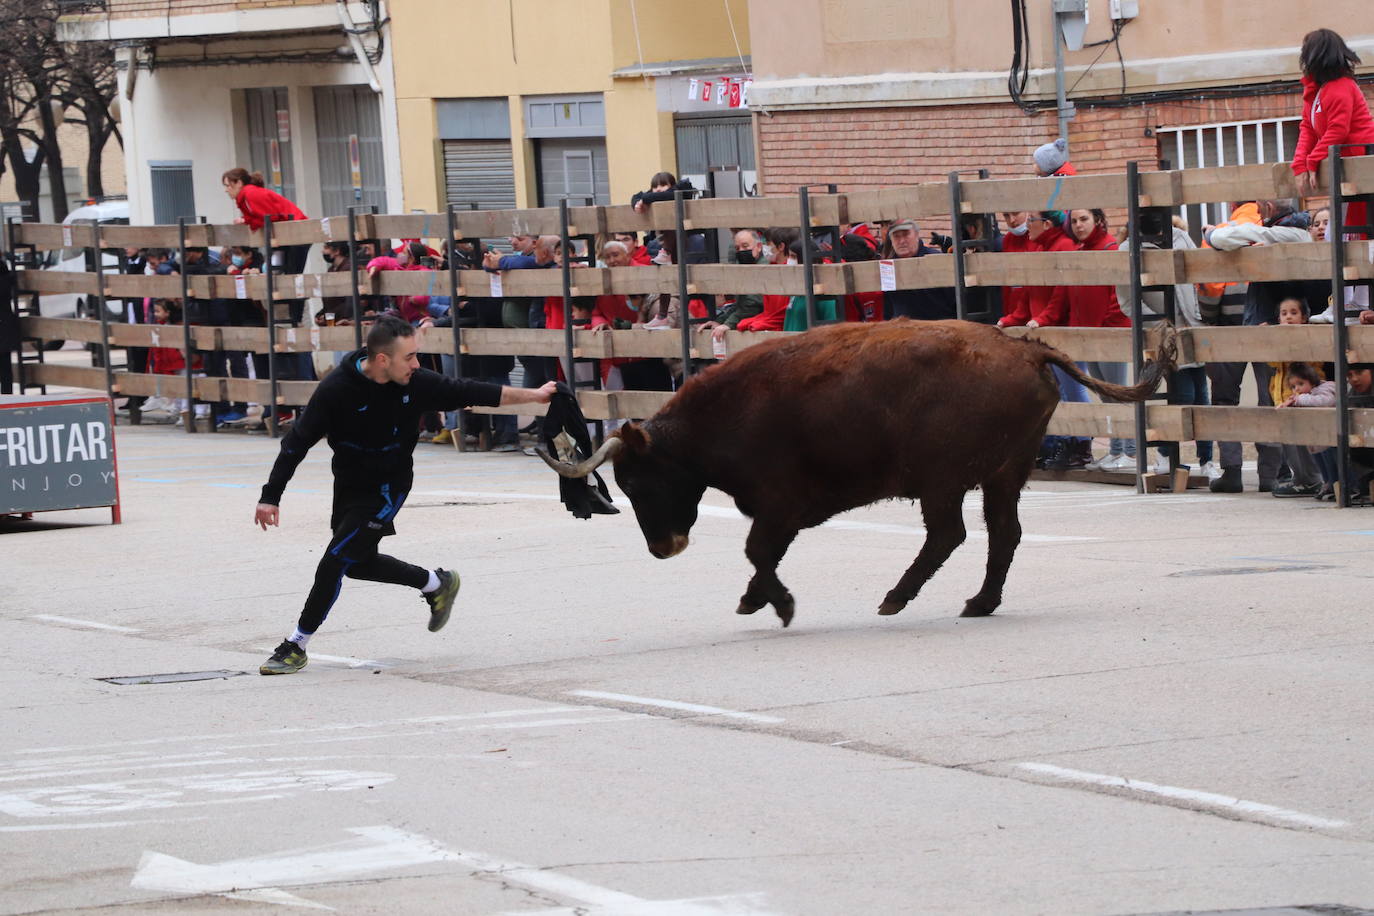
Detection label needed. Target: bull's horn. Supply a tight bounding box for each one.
[536,436,623,479]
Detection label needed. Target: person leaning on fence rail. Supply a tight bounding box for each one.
[1265,298,1328,498]
[998,211,1034,328]
[1203,199,1318,493]
[700,230,765,339]
[1115,210,1216,479]
[117,247,150,412]
[1307,207,1330,242]
[1063,208,1137,471]
[879,219,956,322]
[252,314,558,675]
[735,227,799,332]
[837,224,884,323]
[1293,28,1374,325]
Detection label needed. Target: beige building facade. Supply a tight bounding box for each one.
[389,0,753,214]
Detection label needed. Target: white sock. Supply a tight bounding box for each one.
[289,628,312,648]
[421,569,441,594]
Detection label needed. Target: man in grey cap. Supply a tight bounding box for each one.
[880,219,956,321]
[1033,138,1077,177]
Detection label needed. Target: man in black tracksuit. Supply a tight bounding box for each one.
[254,315,555,675]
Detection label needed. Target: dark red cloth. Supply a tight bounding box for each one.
[1066,225,1129,328]
[629,245,652,266]
[847,291,884,322]
[234,185,306,231]
[1006,225,1074,327]
[1292,75,1374,177]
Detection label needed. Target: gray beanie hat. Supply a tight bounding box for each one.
[1034,138,1069,175]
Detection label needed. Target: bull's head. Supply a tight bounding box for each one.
[538,424,705,559]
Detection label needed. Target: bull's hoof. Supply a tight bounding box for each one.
[959,598,998,618]
[736,599,764,616]
[774,599,795,628]
[877,599,907,616]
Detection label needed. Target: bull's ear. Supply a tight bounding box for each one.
[618,423,652,455]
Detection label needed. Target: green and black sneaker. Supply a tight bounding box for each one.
[260,639,307,675]
[425,568,461,632]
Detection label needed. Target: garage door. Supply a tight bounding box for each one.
[443,140,517,212]
[536,139,610,207]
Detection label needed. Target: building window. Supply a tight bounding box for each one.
[1157,117,1301,236]
[149,161,196,225]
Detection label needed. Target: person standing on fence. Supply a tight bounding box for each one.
[252,315,556,675]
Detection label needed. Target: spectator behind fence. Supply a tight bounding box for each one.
[117,247,149,411]
[612,231,653,265]
[839,224,884,322]
[736,228,798,332]
[0,260,15,395]
[998,211,1092,471]
[880,219,956,321]
[1345,364,1374,503]
[1115,211,1215,478]
[1279,361,1340,501]
[1265,298,1327,498]
[484,235,559,431]
[145,299,204,421]
[1204,199,1316,492]
[1308,207,1330,242]
[701,230,766,339]
[1294,29,1374,324]
[999,211,1034,327]
[1064,208,1135,471]
[1033,138,1077,177]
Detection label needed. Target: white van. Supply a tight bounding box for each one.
[37,199,130,322]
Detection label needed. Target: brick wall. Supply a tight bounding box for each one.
[755,87,1374,198]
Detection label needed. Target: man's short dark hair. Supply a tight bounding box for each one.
[366,314,415,358]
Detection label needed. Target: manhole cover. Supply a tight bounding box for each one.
[98,670,247,685]
[1168,564,1333,577]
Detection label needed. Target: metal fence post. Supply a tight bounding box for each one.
[1329,151,1353,509]
[948,173,969,321]
[445,203,467,447]
[1126,161,1148,493]
[674,190,694,378]
[89,219,116,401]
[559,199,576,392]
[176,218,197,433]
[799,186,818,328]
[264,216,280,438]
[347,207,363,350]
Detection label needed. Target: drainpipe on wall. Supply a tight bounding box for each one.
[337,1,382,93]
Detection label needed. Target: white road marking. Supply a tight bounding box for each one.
[1017,762,1348,830]
[253,647,391,669]
[30,614,141,633]
[0,817,192,833]
[569,690,785,724]
[10,706,603,757]
[133,825,775,913]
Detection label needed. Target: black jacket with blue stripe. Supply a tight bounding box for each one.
[259,348,502,507]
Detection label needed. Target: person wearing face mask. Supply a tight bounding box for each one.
[701,229,766,338]
[736,228,799,332]
[999,212,1034,326]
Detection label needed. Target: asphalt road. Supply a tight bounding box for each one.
[2,419,1372,915]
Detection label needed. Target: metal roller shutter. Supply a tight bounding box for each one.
[313,85,388,218]
[536,138,610,206]
[443,140,517,212]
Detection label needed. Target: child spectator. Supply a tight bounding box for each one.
[146,299,204,420]
[1279,362,1339,500]
[1269,298,1326,497]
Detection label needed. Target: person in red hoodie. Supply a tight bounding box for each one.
[1294,29,1374,326]
[999,210,1090,469]
[998,211,1034,325]
[1066,208,1136,470]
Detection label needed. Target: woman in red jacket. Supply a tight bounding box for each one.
[1068,208,1135,469]
[1294,29,1374,324]
[222,167,314,386]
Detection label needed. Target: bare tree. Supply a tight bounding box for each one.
[0,0,120,222]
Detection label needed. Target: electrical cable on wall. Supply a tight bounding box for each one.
[1008,0,1130,112]
[724,0,751,79]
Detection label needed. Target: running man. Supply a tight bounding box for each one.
[254,314,555,675]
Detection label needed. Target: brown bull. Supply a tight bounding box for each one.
[542,319,1175,627]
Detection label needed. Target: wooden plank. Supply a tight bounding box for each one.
[182,224,254,248]
[1045,403,1189,440]
[581,390,675,421]
[98,225,183,249]
[684,264,809,296]
[460,328,572,357]
[843,256,955,292]
[601,204,657,235]
[1190,405,1338,447]
[103,273,184,299]
[1186,325,1345,363]
[604,266,675,296]
[960,173,1130,214]
[842,186,949,224]
[15,270,100,296]
[10,222,99,250]
[1351,408,1374,448]
[1001,326,1134,362]
[650,194,846,232]
[26,363,107,390]
[109,371,191,399]
[18,317,106,344]
[1173,162,1296,206]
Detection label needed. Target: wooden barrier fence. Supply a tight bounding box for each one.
[5,154,1373,501]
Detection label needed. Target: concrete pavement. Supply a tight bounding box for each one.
[2,418,1372,914]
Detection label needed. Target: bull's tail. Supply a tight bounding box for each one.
[1036,325,1178,403]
